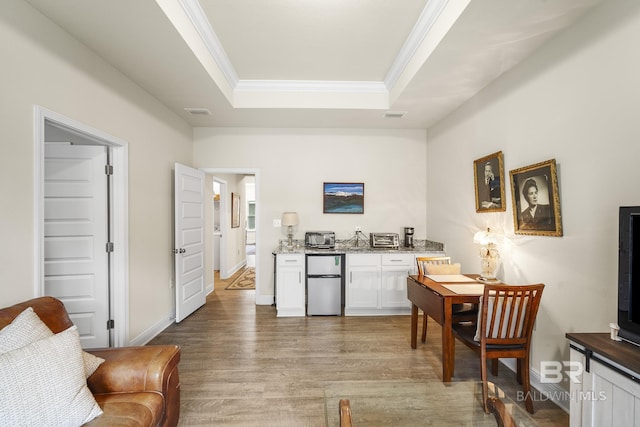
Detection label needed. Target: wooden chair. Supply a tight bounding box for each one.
[453,283,545,414]
[416,256,478,343]
[487,397,517,427]
[339,399,352,427]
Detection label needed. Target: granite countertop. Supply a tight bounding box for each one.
[273,238,444,255]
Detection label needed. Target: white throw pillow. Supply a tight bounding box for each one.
[0,306,52,350]
[0,326,103,426]
[425,263,461,275]
[0,307,104,378]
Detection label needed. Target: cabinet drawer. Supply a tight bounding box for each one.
[277,254,303,266]
[381,254,413,266]
[348,254,380,267]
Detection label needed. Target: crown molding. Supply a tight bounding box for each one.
[234,80,389,109]
[236,80,387,94]
[386,0,471,103]
[384,0,450,90]
[178,0,238,87]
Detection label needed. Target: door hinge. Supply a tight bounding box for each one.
[107,319,115,330]
[106,242,114,253]
[105,165,114,175]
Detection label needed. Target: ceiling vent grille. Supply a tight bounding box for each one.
[184,108,211,115]
[384,111,407,118]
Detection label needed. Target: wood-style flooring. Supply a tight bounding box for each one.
[149,269,569,426]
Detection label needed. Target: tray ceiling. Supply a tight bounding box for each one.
[25,0,603,128]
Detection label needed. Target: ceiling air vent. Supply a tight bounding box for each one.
[184,108,211,115]
[383,111,407,118]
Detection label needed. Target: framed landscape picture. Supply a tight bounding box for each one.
[323,182,364,214]
[474,151,506,213]
[509,159,562,237]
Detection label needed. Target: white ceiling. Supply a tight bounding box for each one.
[25,0,603,129]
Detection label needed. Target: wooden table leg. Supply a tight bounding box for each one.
[411,304,418,349]
[441,301,454,382]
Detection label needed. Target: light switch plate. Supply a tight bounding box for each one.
[273,219,281,227]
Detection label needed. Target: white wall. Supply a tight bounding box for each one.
[0,0,193,342]
[426,0,640,399]
[193,128,428,301]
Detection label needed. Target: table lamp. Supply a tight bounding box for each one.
[281,212,299,248]
[473,227,501,283]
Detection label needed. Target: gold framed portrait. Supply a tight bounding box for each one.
[474,151,506,213]
[509,159,563,237]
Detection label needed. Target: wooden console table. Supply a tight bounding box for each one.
[407,274,482,382]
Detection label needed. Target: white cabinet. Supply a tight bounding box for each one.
[380,254,414,309]
[346,253,444,315]
[345,254,380,312]
[568,335,640,427]
[275,254,305,317]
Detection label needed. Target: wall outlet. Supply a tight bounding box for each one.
[273,219,281,227]
[355,226,361,232]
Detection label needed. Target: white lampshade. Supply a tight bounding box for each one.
[473,228,499,245]
[281,212,299,227]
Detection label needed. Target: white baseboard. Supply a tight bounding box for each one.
[256,294,274,305]
[223,260,246,279]
[128,313,174,347]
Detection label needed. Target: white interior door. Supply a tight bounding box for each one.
[44,143,110,348]
[174,163,206,322]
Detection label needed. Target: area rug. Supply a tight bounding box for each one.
[225,268,255,290]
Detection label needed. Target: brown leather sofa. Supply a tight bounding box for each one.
[0,297,181,427]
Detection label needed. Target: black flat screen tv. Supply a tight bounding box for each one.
[618,206,640,346]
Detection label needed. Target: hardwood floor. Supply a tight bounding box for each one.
[149,269,569,426]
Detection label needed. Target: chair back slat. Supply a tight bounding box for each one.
[480,284,544,346]
[416,256,451,276]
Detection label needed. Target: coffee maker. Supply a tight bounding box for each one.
[404,227,414,248]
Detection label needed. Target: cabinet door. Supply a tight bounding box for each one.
[380,255,412,308]
[569,346,640,427]
[346,266,380,308]
[380,267,412,308]
[276,255,305,317]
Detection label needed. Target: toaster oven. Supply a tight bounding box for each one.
[370,233,400,249]
[305,231,336,249]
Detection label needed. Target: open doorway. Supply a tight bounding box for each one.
[203,169,260,304]
[34,106,129,348]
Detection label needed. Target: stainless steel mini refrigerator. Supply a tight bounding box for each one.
[306,254,343,315]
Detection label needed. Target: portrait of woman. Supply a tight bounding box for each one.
[510,159,562,236]
[519,177,554,230]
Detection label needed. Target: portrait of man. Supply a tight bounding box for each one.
[474,152,505,212]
